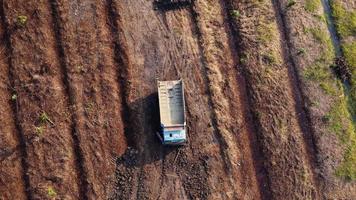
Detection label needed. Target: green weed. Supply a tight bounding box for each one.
[303,63,336,95]
[331,1,356,37]
[305,0,320,13]
[35,126,45,136]
[16,15,27,26]
[343,42,355,73]
[286,0,296,9]
[325,96,356,180]
[39,112,54,125]
[262,52,279,65]
[47,186,57,198]
[11,94,17,101]
[231,10,240,18]
[297,48,306,55]
[257,23,276,44]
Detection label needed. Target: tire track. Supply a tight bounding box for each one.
[272,0,323,198]
[0,4,28,199]
[161,5,236,200]
[51,0,128,198]
[110,3,169,199]
[106,0,133,147]
[0,0,82,199]
[223,0,320,199]
[220,1,273,198]
[189,1,247,198]
[192,0,273,198]
[110,1,240,199]
[219,1,274,198]
[48,0,88,198]
[274,0,356,198]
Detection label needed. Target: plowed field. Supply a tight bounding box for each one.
[0,0,355,200]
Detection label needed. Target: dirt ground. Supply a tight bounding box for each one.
[0,0,355,200]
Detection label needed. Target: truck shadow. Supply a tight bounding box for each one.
[153,1,191,12]
[117,92,182,168]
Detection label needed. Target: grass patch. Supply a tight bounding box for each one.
[302,0,356,181]
[325,94,354,141]
[257,23,276,44]
[330,1,356,123]
[39,112,54,125]
[306,28,334,63]
[286,0,296,9]
[336,142,356,180]
[342,42,356,74]
[35,126,45,136]
[308,28,329,44]
[16,15,27,26]
[331,1,356,38]
[304,63,337,95]
[325,95,356,180]
[305,0,320,13]
[262,51,280,65]
[47,186,57,198]
[231,10,240,18]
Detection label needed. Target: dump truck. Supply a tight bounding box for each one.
[156,80,187,145]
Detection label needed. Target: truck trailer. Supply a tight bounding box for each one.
[156,80,187,145]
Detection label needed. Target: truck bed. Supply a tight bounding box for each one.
[158,80,185,126]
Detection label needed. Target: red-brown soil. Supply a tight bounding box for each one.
[0,0,354,200]
[0,16,26,200]
[1,1,80,199]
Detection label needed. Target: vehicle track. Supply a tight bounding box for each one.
[272,0,323,197]
[110,1,188,199]
[224,0,321,199]
[191,0,270,198]
[0,7,27,199]
[49,0,89,198]
[275,0,356,198]
[1,1,353,199]
[0,1,84,199]
[51,0,128,198]
[110,0,254,199]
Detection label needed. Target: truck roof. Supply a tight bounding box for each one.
[158,80,185,126]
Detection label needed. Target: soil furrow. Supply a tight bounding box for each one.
[276,0,355,198]
[0,6,27,199]
[51,0,128,199]
[224,0,321,199]
[272,0,323,197]
[193,0,278,198]
[48,0,89,198]
[220,1,274,199]
[106,0,133,147]
[0,0,81,199]
[110,2,175,199]
[110,0,249,199]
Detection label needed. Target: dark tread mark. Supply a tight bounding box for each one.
[270,0,323,198]
[0,1,31,199]
[217,0,275,199]
[48,0,88,199]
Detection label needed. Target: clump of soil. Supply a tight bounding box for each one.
[332,57,351,82]
[110,147,139,199]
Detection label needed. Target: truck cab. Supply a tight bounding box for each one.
[156,80,187,145]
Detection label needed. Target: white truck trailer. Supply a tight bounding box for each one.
[156,80,187,145]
